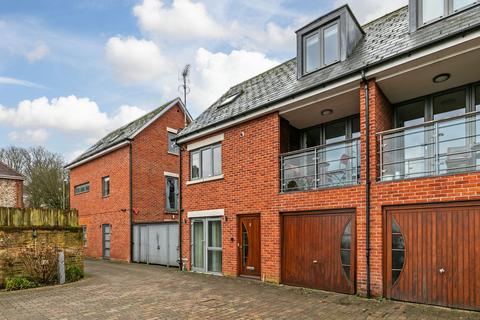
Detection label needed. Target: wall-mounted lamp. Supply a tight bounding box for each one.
[433,73,450,83]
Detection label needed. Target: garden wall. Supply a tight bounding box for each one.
[0,207,84,286]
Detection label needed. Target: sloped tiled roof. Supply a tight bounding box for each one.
[0,161,24,180]
[178,5,480,139]
[67,98,180,167]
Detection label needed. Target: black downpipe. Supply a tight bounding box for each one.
[178,146,183,270]
[128,139,134,262]
[361,70,371,298]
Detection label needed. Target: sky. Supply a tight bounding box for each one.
[0,0,406,162]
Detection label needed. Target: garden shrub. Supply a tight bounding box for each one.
[65,265,84,282]
[5,277,37,291]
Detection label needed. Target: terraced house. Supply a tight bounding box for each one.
[175,1,480,311]
[67,98,191,264]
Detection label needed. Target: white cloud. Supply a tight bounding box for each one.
[133,0,227,40]
[189,48,279,113]
[239,22,296,54]
[0,96,148,140]
[8,129,49,144]
[25,43,50,63]
[335,0,408,24]
[0,76,46,89]
[105,36,172,84]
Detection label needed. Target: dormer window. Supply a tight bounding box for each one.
[296,6,364,79]
[414,0,479,28]
[303,21,340,74]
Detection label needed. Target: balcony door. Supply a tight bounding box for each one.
[191,218,222,274]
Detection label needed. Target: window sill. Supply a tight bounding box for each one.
[167,151,180,156]
[102,195,109,199]
[187,174,224,185]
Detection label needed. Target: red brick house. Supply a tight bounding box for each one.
[0,161,24,208]
[67,98,191,263]
[175,3,480,311]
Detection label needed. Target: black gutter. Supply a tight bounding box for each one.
[177,21,480,142]
[361,70,371,298]
[128,138,134,262]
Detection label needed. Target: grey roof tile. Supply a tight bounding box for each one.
[68,98,178,167]
[0,161,23,180]
[178,5,480,139]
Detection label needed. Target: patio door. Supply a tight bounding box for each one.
[191,218,222,273]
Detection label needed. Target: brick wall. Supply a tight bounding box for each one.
[69,146,131,261]
[132,103,185,223]
[0,207,83,286]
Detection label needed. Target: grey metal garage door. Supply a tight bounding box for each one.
[132,223,179,267]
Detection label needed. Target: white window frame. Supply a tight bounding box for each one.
[418,0,479,26]
[303,20,340,75]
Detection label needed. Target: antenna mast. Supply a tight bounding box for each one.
[180,64,191,127]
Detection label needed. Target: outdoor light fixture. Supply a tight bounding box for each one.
[433,73,450,83]
[321,108,333,116]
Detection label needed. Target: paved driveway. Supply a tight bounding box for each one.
[0,260,479,320]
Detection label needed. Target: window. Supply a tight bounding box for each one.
[476,85,480,111]
[165,176,179,212]
[168,132,179,154]
[82,226,87,247]
[301,115,360,148]
[419,0,479,25]
[303,21,340,74]
[102,176,110,198]
[190,144,222,180]
[74,182,89,195]
[340,220,352,281]
[218,92,242,108]
[391,218,405,284]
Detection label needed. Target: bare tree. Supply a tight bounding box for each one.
[0,146,68,208]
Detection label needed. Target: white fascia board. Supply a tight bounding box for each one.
[65,141,130,170]
[167,127,178,134]
[187,209,225,218]
[186,133,224,151]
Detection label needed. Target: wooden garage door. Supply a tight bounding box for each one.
[385,203,480,310]
[282,210,355,294]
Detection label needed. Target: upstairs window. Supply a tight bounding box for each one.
[74,182,89,195]
[190,144,222,180]
[303,20,340,74]
[168,131,179,154]
[165,176,179,212]
[419,0,479,25]
[102,176,110,198]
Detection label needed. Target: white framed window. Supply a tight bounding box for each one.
[418,0,479,25]
[303,20,340,74]
[165,176,179,212]
[74,182,89,195]
[190,144,222,180]
[102,176,110,198]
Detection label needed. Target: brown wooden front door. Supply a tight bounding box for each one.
[282,210,355,294]
[385,203,480,310]
[239,215,261,277]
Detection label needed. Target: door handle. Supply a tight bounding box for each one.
[439,268,446,274]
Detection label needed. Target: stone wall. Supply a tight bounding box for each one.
[0,179,17,208]
[0,207,83,286]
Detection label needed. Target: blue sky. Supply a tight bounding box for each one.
[0,0,405,161]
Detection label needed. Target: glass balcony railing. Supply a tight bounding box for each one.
[379,111,480,181]
[280,138,360,192]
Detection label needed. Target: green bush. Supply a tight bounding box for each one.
[5,277,37,291]
[65,265,84,283]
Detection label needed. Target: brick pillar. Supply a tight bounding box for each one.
[358,79,393,296]
[15,180,23,208]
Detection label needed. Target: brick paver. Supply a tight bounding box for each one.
[0,259,478,320]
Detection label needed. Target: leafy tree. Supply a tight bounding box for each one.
[0,146,69,209]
